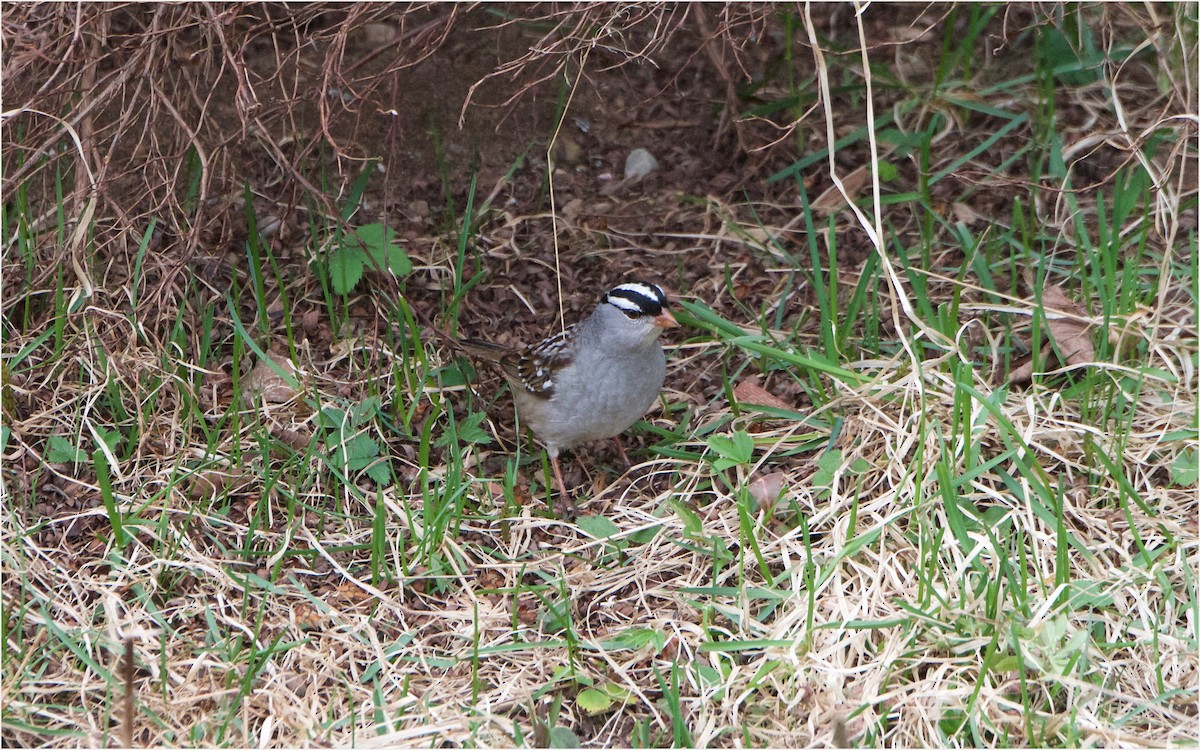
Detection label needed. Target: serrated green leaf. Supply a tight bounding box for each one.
[366,460,393,486]
[350,396,383,424]
[669,499,705,538]
[993,654,1020,673]
[706,435,735,458]
[576,515,621,540]
[346,434,380,462]
[330,434,380,472]
[384,243,412,275]
[433,362,472,388]
[47,435,87,463]
[707,431,754,465]
[812,449,843,487]
[576,688,613,716]
[320,405,348,428]
[1172,448,1198,486]
[352,223,390,251]
[97,428,121,452]
[434,411,492,448]
[350,223,412,276]
[601,627,666,652]
[712,457,740,472]
[329,247,365,295]
[549,727,581,748]
[816,450,843,471]
[455,411,492,445]
[628,524,662,545]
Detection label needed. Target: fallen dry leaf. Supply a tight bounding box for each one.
[1010,285,1096,385]
[269,422,312,450]
[1009,353,1036,385]
[812,164,871,213]
[183,468,241,501]
[733,377,793,411]
[747,471,786,508]
[952,202,984,225]
[1041,284,1095,366]
[294,604,322,629]
[243,352,301,404]
[334,582,374,605]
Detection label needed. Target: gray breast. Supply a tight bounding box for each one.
[529,343,665,450]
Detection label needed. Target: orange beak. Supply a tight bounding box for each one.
[655,309,680,329]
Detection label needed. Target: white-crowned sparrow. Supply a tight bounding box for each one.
[464,281,679,514]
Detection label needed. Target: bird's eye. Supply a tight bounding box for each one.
[623,309,639,319]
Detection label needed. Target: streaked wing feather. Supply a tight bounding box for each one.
[510,325,577,399]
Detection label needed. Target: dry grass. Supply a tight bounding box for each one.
[2,3,1197,748]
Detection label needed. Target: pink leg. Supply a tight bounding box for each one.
[550,454,576,517]
[613,437,631,467]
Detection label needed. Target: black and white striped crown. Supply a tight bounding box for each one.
[603,282,668,318]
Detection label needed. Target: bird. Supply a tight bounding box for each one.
[460,281,679,515]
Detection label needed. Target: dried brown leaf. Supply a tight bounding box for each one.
[269,423,311,450]
[184,469,236,501]
[1041,285,1095,366]
[1010,286,1096,385]
[244,352,301,404]
[733,377,793,411]
[812,164,871,213]
[747,471,786,508]
[1010,352,1036,386]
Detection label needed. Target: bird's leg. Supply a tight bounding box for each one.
[549,453,577,517]
[612,436,631,467]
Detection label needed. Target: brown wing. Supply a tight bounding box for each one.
[506,325,578,399]
[458,338,512,362]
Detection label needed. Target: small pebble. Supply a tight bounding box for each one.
[624,148,658,181]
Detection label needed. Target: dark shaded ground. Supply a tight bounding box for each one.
[1,0,1115,553]
[8,0,1178,597]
